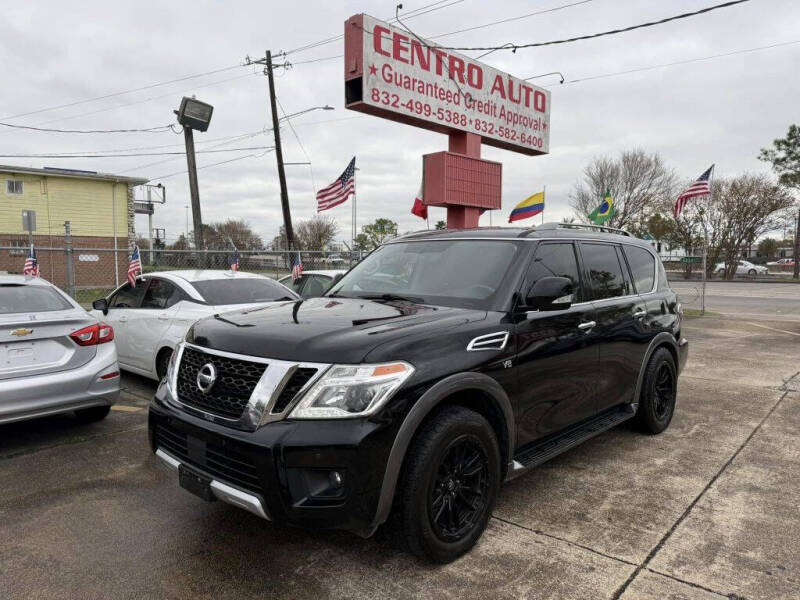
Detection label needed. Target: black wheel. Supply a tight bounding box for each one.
[156,348,173,380]
[748,268,757,276]
[397,405,500,563]
[634,348,677,434]
[74,405,111,423]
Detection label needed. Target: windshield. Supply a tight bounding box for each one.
[0,284,73,314]
[191,278,298,305]
[327,240,520,309]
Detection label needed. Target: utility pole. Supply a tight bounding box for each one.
[266,51,294,249]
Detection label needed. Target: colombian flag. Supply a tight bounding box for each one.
[508,190,545,223]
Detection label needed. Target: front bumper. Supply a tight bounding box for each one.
[0,343,120,425]
[148,382,400,536]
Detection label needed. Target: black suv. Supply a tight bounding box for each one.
[149,223,688,563]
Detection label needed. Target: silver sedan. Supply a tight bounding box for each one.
[0,275,120,425]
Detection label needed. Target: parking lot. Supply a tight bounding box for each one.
[2,288,799,599]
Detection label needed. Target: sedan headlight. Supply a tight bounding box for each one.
[289,362,414,419]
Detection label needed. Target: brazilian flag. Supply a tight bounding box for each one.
[588,190,614,225]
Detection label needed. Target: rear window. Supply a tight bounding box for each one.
[0,284,72,314]
[190,278,298,305]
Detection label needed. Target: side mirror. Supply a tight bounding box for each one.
[525,276,574,311]
[92,298,109,315]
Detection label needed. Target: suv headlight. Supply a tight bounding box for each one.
[164,343,183,400]
[289,362,414,419]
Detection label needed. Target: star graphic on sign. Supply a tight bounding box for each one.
[369,64,378,76]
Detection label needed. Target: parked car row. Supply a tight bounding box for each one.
[2,267,345,425]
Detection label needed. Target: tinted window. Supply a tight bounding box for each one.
[278,276,305,294]
[109,282,147,308]
[623,246,656,293]
[191,278,298,305]
[581,243,630,300]
[328,240,520,310]
[0,284,72,314]
[525,243,582,301]
[141,278,183,309]
[303,275,331,297]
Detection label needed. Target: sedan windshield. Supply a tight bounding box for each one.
[191,278,298,305]
[0,284,72,314]
[327,240,520,309]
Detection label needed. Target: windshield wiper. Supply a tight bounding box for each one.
[356,293,426,304]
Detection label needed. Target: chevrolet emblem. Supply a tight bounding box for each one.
[10,328,34,337]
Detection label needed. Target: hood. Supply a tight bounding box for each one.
[187,297,486,363]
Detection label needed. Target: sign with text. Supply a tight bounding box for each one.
[344,14,550,156]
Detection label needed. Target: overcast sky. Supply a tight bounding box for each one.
[2,0,798,245]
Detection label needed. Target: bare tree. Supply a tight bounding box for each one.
[681,174,794,279]
[570,149,677,229]
[205,219,264,251]
[273,216,339,251]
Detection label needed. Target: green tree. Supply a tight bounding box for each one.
[357,218,398,250]
[759,124,800,279]
[434,220,446,230]
[757,237,779,258]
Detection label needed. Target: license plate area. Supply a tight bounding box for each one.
[179,464,216,502]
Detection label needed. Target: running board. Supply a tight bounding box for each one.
[509,406,635,477]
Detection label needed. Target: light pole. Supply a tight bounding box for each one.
[176,96,214,266]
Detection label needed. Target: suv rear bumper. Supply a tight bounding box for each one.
[148,382,400,536]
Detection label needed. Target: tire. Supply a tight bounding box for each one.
[156,347,173,380]
[748,269,757,276]
[634,348,677,434]
[397,405,501,563]
[74,405,111,423]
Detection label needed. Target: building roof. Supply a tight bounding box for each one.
[0,164,148,185]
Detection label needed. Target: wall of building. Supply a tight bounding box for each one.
[1,174,130,240]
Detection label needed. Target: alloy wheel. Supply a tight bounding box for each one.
[653,363,675,420]
[428,435,490,542]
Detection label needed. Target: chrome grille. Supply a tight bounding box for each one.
[177,347,267,419]
[271,367,318,414]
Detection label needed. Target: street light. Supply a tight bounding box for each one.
[176,96,214,265]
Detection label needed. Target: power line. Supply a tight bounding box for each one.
[0,121,176,134]
[0,146,273,159]
[560,38,800,84]
[283,0,464,56]
[149,149,274,181]
[0,64,246,122]
[406,0,754,52]
[276,98,316,192]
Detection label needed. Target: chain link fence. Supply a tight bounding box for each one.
[1,239,364,306]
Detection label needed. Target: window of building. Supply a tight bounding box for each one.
[8,240,27,256]
[6,180,23,194]
[581,243,630,300]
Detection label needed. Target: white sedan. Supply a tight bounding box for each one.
[278,269,345,298]
[90,270,299,380]
[713,260,768,276]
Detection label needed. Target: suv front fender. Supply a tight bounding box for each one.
[363,372,515,537]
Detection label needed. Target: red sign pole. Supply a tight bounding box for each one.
[447,131,482,229]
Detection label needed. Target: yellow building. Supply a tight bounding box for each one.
[1,165,148,285]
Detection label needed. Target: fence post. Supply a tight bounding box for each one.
[64,221,76,298]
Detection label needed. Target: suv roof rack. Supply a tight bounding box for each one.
[519,222,632,237]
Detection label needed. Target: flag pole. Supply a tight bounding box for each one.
[701,165,714,316]
[542,185,546,224]
[352,166,357,254]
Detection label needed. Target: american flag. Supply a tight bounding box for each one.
[127,245,142,287]
[674,165,714,219]
[230,250,240,272]
[317,157,355,212]
[22,244,39,276]
[291,252,303,281]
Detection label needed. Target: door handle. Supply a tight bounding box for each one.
[118,316,128,323]
[157,314,170,321]
[577,321,596,331]
[633,310,647,318]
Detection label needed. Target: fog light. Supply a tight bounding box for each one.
[329,471,343,488]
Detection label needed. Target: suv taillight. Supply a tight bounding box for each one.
[70,323,114,346]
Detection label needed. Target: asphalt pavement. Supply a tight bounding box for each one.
[670,280,800,322]
[2,298,799,599]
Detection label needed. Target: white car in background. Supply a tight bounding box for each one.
[713,260,769,276]
[90,270,299,380]
[278,269,345,298]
